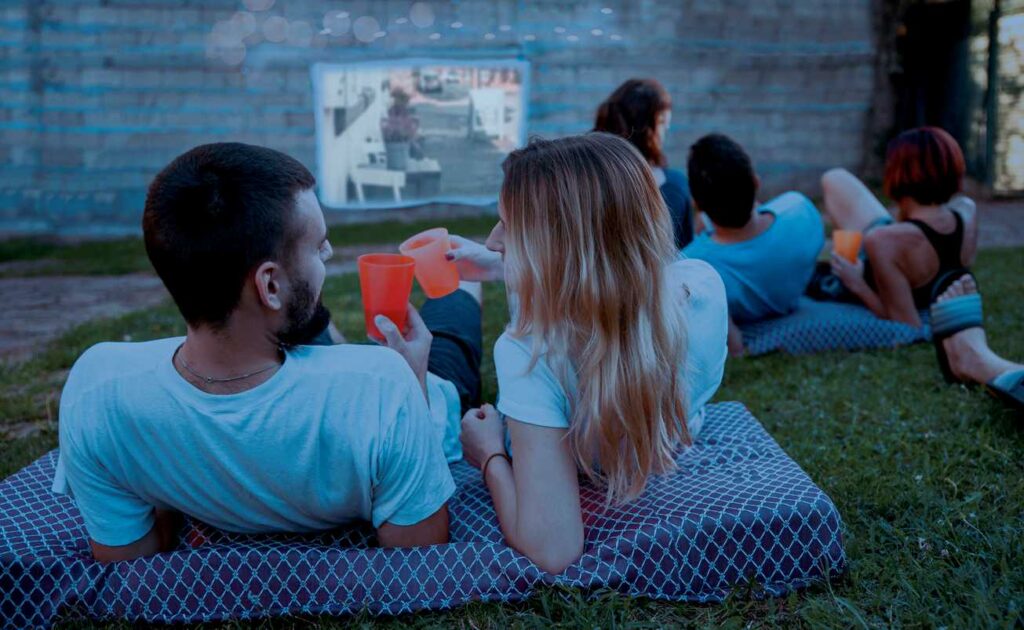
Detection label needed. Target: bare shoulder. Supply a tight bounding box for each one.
[865,223,921,248]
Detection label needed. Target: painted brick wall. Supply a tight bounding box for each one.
[0,0,875,236]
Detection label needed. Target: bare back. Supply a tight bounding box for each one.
[866,197,978,306]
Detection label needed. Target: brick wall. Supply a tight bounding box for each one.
[0,0,875,236]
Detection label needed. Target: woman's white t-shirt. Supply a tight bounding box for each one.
[494,258,728,440]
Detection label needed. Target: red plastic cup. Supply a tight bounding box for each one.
[833,230,863,263]
[399,227,460,299]
[357,254,416,342]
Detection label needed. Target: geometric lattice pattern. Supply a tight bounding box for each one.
[1,402,846,627]
[741,297,930,356]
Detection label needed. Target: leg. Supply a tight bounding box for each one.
[938,276,1023,384]
[820,168,891,232]
[419,284,483,415]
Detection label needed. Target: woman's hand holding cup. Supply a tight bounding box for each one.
[446,235,505,282]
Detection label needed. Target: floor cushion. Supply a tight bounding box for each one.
[0,402,846,627]
[741,297,929,356]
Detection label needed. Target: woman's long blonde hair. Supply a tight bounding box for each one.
[501,132,690,503]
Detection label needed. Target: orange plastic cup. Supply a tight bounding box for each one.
[357,254,416,342]
[833,229,863,263]
[399,227,460,299]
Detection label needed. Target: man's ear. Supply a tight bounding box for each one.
[254,261,284,312]
[753,174,761,196]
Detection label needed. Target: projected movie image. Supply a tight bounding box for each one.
[314,59,529,209]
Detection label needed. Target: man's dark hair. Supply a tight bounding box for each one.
[686,133,758,229]
[143,142,316,328]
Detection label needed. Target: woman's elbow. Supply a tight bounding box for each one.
[516,531,585,574]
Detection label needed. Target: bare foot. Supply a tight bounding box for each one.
[938,277,1018,384]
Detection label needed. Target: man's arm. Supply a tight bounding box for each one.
[90,509,181,563]
[377,504,449,547]
[370,368,455,544]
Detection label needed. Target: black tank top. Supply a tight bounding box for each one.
[864,210,965,309]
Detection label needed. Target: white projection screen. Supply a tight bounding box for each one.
[312,58,530,209]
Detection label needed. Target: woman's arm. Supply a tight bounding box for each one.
[830,252,887,318]
[862,233,921,326]
[460,406,584,574]
[90,509,181,563]
[832,230,921,326]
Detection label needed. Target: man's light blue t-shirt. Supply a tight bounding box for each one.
[52,338,456,546]
[682,192,824,323]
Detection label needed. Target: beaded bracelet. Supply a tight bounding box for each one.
[481,452,512,483]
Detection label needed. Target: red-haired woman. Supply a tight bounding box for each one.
[821,126,978,327]
[594,78,695,248]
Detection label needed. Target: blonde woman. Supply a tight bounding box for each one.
[449,133,728,573]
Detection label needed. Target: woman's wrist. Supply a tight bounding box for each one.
[481,451,512,482]
[844,275,870,296]
[484,256,505,282]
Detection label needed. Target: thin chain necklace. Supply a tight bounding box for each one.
[174,344,282,385]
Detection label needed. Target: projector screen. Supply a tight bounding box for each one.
[312,58,530,210]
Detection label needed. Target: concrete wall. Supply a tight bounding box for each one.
[0,0,875,236]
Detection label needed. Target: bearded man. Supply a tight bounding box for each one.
[53,143,483,562]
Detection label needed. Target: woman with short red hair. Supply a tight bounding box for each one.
[821,126,978,327]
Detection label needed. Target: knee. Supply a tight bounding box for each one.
[820,167,853,194]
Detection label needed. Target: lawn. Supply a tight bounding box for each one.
[0,214,499,277]
[1,246,1021,628]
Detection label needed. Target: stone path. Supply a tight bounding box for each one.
[0,243,408,362]
[976,199,1024,249]
[0,275,169,362]
[0,201,1020,363]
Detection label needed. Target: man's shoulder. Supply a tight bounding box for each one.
[765,192,823,241]
[65,338,181,397]
[764,190,815,211]
[681,232,718,258]
[287,343,418,388]
[75,337,180,360]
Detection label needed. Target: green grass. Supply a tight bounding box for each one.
[2,247,1022,628]
[0,214,498,277]
[0,237,154,276]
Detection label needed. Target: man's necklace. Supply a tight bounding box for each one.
[174,345,281,385]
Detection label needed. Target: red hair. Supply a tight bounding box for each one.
[883,127,965,206]
[593,78,672,168]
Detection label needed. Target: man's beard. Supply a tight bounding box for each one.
[276,279,332,348]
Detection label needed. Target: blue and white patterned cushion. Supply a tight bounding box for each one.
[0,402,845,627]
[741,298,930,356]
